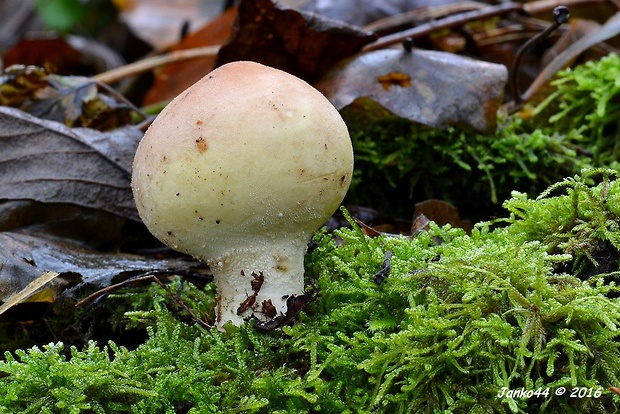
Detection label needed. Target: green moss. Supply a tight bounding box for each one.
[532,53,620,166]
[501,168,620,277]
[344,103,588,221]
[345,54,620,220]
[3,169,620,413]
[293,187,620,412]
[4,55,620,414]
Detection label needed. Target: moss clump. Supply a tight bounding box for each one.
[532,53,620,166]
[0,319,282,413]
[345,54,620,221]
[501,168,620,279]
[291,172,620,413]
[2,169,620,413]
[344,101,588,221]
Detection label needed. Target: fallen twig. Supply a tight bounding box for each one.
[93,45,220,85]
[362,2,522,52]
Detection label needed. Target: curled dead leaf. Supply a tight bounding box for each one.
[0,271,60,316]
[414,199,472,233]
[0,65,133,130]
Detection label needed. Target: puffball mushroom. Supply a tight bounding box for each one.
[132,61,353,329]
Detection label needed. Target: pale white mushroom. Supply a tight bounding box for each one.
[131,61,353,329]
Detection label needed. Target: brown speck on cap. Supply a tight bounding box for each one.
[196,136,208,153]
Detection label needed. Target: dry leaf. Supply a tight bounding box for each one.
[2,35,124,76]
[3,38,83,74]
[0,66,133,129]
[297,0,463,27]
[0,231,201,303]
[0,271,60,316]
[114,0,224,49]
[142,7,237,106]
[0,107,140,221]
[315,48,508,132]
[410,214,431,236]
[413,199,472,232]
[216,0,377,81]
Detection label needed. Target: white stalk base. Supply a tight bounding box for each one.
[208,237,308,330]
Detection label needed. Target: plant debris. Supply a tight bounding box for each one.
[0,65,138,129]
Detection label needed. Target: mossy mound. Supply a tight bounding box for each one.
[4,53,620,414]
[3,169,620,413]
[345,53,620,222]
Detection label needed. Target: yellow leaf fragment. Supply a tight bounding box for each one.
[0,271,60,316]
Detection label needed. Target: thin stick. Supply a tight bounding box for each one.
[75,274,163,307]
[362,1,487,33]
[362,2,522,52]
[93,45,221,85]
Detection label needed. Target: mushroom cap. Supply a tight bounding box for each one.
[132,61,353,260]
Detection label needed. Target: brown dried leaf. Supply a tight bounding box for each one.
[353,217,383,238]
[216,0,377,81]
[2,34,124,76]
[413,199,472,232]
[410,214,431,236]
[0,107,140,221]
[315,48,508,132]
[3,38,84,74]
[116,0,224,49]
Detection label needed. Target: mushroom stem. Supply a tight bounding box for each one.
[210,236,308,329]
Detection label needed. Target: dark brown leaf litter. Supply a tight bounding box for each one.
[413,199,472,233]
[253,292,315,331]
[216,0,377,81]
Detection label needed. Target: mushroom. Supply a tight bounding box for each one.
[131,61,353,329]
